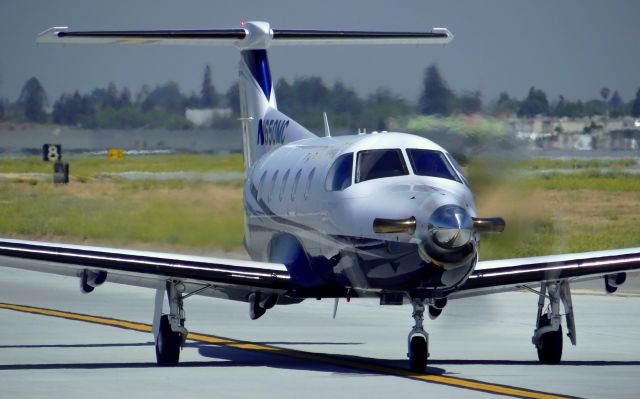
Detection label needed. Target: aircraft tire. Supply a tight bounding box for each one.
[409,336,427,373]
[155,315,181,366]
[536,314,563,364]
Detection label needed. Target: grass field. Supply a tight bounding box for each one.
[0,154,245,253]
[0,153,244,180]
[1,154,639,260]
[472,158,640,259]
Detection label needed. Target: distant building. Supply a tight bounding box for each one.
[513,116,640,151]
[609,129,640,150]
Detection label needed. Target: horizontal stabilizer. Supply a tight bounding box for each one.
[271,28,452,45]
[37,22,453,49]
[37,27,247,46]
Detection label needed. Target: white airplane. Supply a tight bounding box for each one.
[1,20,639,373]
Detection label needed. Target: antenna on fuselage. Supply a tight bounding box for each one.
[323,112,331,137]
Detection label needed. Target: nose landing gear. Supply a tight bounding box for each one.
[408,298,429,373]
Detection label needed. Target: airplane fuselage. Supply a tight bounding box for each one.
[244,132,478,300]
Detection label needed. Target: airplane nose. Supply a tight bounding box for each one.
[428,205,474,249]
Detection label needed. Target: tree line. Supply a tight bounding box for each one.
[1,64,640,130]
[419,65,640,119]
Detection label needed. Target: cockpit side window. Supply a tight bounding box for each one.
[325,152,353,191]
[406,149,460,183]
[355,149,408,183]
[446,153,471,187]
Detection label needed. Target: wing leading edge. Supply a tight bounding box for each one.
[455,247,640,298]
[0,238,291,296]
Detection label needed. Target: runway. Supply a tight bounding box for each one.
[1,267,639,399]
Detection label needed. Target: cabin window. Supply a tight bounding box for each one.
[325,153,353,191]
[406,149,460,182]
[257,170,267,200]
[268,171,279,202]
[291,169,302,201]
[279,169,290,202]
[355,149,408,183]
[304,168,316,200]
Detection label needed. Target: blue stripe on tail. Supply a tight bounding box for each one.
[241,49,272,100]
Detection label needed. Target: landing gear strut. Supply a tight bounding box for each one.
[531,280,575,364]
[407,298,429,373]
[153,281,188,366]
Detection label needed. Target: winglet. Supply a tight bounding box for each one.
[37,27,69,43]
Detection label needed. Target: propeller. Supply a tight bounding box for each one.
[372,216,416,234]
[373,215,505,235]
[374,211,505,268]
[472,217,506,233]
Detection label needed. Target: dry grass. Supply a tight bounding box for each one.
[0,180,245,254]
[477,183,640,259]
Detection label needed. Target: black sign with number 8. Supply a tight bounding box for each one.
[42,144,62,162]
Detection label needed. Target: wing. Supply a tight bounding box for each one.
[453,247,640,298]
[0,238,290,301]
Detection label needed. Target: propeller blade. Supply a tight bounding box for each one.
[472,217,506,233]
[373,217,416,234]
[332,298,339,319]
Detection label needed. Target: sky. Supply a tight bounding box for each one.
[1,0,639,105]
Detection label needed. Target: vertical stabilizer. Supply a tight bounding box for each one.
[237,22,315,170]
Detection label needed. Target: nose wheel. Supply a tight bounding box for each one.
[408,299,429,373]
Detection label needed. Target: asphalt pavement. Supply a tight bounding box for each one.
[1,267,639,399]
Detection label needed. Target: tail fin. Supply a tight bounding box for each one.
[238,48,316,168]
[37,21,452,167]
[236,23,316,168]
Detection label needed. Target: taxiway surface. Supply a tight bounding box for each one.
[1,267,639,399]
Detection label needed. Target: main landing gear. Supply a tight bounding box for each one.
[153,281,188,366]
[531,280,575,364]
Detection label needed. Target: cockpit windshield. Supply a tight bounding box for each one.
[406,149,460,183]
[355,149,409,183]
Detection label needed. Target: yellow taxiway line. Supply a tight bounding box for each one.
[0,302,581,399]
